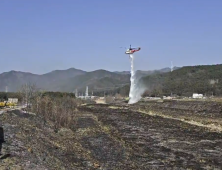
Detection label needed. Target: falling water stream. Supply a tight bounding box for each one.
[128,54,141,104]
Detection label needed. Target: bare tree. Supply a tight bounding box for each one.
[19,83,39,111]
[18,84,81,131]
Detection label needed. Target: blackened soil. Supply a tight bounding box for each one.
[1,100,222,170]
[0,110,99,170]
[81,134,128,169]
[130,100,222,129]
[79,103,222,169]
[76,117,98,129]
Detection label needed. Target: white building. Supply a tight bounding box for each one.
[192,93,203,99]
[8,98,18,103]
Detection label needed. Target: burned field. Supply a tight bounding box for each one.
[79,102,222,169]
[0,100,222,169]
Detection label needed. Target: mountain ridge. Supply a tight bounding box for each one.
[0,67,179,92]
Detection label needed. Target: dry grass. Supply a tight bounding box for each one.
[208,97,222,103]
[29,95,82,130]
[138,109,222,132]
[108,106,120,109]
[105,96,114,104]
[95,99,106,104]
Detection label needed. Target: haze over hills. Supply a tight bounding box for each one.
[0,67,176,92]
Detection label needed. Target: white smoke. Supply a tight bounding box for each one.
[128,54,146,104]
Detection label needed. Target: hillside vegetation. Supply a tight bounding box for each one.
[56,70,130,92]
[140,64,222,96]
[103,64,222,97]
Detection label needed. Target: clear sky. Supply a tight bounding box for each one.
[1,0,222,74]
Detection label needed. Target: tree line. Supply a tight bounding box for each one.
[0,88,76,103]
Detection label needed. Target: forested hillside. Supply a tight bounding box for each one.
[141,64,222,96]
[106,64,222,97]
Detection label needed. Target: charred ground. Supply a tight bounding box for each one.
[0,100,222,169]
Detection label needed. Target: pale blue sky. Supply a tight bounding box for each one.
[1,0,222,74]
